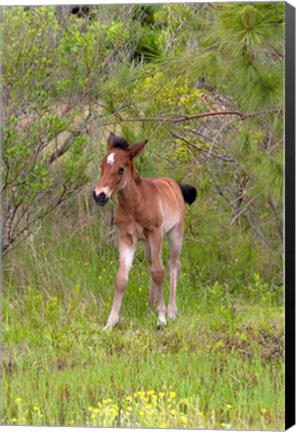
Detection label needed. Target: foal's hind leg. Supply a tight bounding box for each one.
[143,242,158,310]
[167,223,183,321]
[147,230,166,328]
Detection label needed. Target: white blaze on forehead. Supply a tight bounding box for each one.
[107,153,115,165]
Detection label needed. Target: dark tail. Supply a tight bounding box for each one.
[179,184,197,205]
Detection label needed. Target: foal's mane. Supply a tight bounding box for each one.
[110,134,129,150]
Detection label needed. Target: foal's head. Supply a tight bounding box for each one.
[93,132,148,206]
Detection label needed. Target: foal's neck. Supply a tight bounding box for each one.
[117,166,142,214]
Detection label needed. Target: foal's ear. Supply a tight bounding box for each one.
[127,139,148,159]
[107,132,116,149]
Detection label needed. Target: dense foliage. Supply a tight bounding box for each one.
[2,4,283,271]
[2,3,284,429]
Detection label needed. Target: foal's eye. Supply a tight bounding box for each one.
[118,166,125,175]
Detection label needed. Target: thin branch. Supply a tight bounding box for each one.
[184,237,207,244]
[100,110,243,127]
[268,198,283,241]
[172,111,243,123]
[46,111,92,166]
[47,135,74,165]
[208,116,242,156]
[2,186,72,256]
[99,108,282,128]
[170,130,235,163]
[230,194,261,226]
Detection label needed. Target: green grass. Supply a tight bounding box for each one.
[2,221,284,429]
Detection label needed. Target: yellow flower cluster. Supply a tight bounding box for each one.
[84,389,196,428]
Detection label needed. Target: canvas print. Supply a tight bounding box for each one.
[1,2,287,429]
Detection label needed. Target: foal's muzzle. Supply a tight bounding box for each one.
[93,191,109,206]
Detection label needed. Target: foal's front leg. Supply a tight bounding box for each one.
[103,235,136,331]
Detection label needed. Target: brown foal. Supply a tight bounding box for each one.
[93,133,197,330]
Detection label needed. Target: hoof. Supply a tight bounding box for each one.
[103,320,118,332]
[103,315,119,332]
[167,307,178,321]
[157,317,167,330]
[103,323,113,332]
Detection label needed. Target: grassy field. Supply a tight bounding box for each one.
[2,212,284,429]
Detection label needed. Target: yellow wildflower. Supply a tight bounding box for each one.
[261,408,267,414]
[147,403,153,409]
[147,390,155,395]
[32,406,39,412]
[181,416,187,424]
[88,406,94,412]
[127,406,133,412]
[221,423,225,427]
[169,391,176,399]
[12,418,17,423]
[69,420,75,425]
[15,397,22,404]
[160,424,167,428]
[91,414,96,420]
[139,411,145,417]
[125,396,132,401]
[170,409,177,415]
[226,404,232,410]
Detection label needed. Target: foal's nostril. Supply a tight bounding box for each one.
[93,190,108,205]
[98,192,106,200]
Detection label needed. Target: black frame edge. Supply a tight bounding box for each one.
[285,1,296,430]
